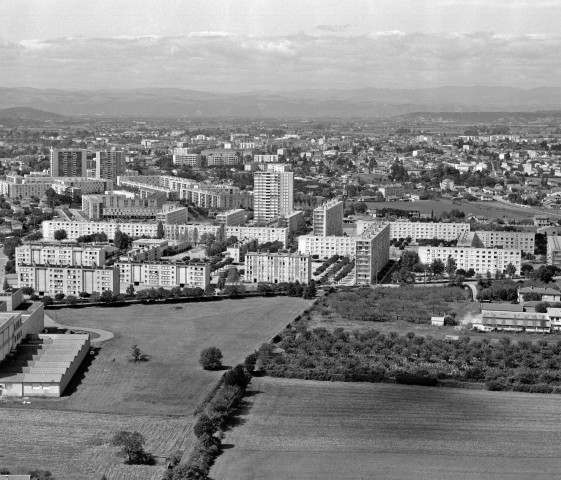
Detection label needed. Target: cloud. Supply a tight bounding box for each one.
[2,32,561,91]
[316,24,351,33]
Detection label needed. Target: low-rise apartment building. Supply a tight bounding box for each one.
[379,183,404,200]
[15,242,107,268]
[202,149,240,166]
[43,220,160,241]
[245,252,311,284]
[17,264,120,296]
[417,246,521,275]
[547,235,561,267]
[172,148,202,166]
[356,221,470,242]
[115,261,210,289]
[216,209,246,226]
[474,231,535,254]
[165,223,225,243]
[225,225,288,248]
[82,192,167,220]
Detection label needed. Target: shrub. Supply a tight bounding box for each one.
[199,346,223,370]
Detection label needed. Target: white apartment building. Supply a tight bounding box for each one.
[82,192,167,220]
[278,210,304,234]
[43,220,159,241]
[96,150,126,184]
[254,154,279,163]
[356,221,470,242]
[115,261,210,289]
[475,231,535,254]
[165,223,225,243]
[245,252,311,284]
[313,199,344,236]
[298,223,390,285]
[51,177,114,195]
[172,148,201,166]
[254,171,294,222]
[155,206,189,224]
[15,243,107,268]
[225,226,288,248]
[50,148,87,177]
[417,246,521,275]
[547,235,561,267]
[202,149,240,166]
[17,264,120,296]
[379,184,405,200]
[260,163,292,172]
[216,209,246,226]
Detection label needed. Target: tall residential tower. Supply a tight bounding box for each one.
[313,199,344,236]
[50,148,87,177]
[96,150,125,185]
[253,171,294,222]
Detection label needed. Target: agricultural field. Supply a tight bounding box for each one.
[212,377,561,480]
[0,297,312,479]
[0,408,190,480]
[367,198,550,221]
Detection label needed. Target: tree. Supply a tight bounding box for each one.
[111,430,153,464]
[399,250,420,272]
[54,293,65,301]
[54,229,67,241]
[505,262,517,278]
[114,229,131,250]
[193,413,216,438]
[199,346,223,370]
[226,267,240,283]
[2,278,9,292]
[445,256,457,277]
[521,264,534,277]
[126,284,135,295]
[21,286,34,295]
[43,295,54,305]
[204,284,216,296]
[3,236,21,259]
[535,302,550,313]
[100,290,114,303]
[90,291,101,302]
[66,295,78,305]
[303,281,317,299]
[429,258,445,276]
[156,221,165,239]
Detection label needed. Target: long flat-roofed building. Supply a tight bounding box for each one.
[116,261,209,289]
[356,221,470,242]
[43,220,160,241]
[245,252,311,284]
[15,242,107,268]
[417,246,521,275]
[225,225,288,248]
[216,209,246,226]
[475,231,535,254]
[17,264,120,296]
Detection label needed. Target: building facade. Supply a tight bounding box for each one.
[313,199,344,236]
[547,235,561,267]
[475,231,535,254]
[356,221,470,242]
[15,242,106,268]
[216,209,246,226]
[225,225,288,248]
[42,220,159,241]
[245,252,311,284]
[253,171,294,222]
[172,148,201,166]
[115,261,210,289]
[50,148,87,177]
[96,150,126,184]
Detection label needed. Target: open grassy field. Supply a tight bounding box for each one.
[367,198,544,221]
[212,377,561,480]
[33,297,312,416]
[0,297,312,480]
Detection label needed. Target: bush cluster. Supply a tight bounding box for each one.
[313,255,341,276]
[165,361,254,480]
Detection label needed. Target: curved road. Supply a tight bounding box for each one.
[43,311,114,346]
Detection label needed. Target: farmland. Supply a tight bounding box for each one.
[367,198,547,221]
[0,297,312,479]
[212,377,561,480]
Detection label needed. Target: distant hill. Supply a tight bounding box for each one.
[0,106,67,121]
[2,86,561,118]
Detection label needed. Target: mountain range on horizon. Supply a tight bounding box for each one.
[2,86,561,118]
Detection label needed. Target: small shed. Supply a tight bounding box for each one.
[431,316,445,326]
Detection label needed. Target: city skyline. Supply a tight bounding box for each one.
[1,0,561,91]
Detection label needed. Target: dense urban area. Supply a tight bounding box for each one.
[4,110,561,479]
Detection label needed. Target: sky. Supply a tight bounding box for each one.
[1,0,561,91]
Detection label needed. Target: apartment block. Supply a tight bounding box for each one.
[356,221,470,242]
[50,148,87,177]
[313,199,344,236]
[202,149,240,166]
[15,242,107,268]
[51,177,114,195]
[417,246,521,275]
[155,206,189,224]
[115,261,210,289]
[172,148,201,166]
[278,210,304,233]
[18,264,120,296]
[474,231,535,253]
[43,220,159,241]
[226,226,289,248]
[245,252,311,284]
[254,171,294,222]
[547,235,561,267]
[0,175,53,198]
[298,223,390,285]
[96,150,126,184]
[254,154,279,163]
[165,223,225,243]
[379,183,404,200]
[82,192,167,220]
[216,209,246,226]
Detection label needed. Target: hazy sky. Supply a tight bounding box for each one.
[2,0,561,91]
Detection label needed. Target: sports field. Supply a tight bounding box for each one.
[0,297,312,479]
[212,377,561,480]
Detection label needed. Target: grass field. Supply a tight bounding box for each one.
[0,297,312,480]
[212,377,561,480]
[367,198,544,221]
